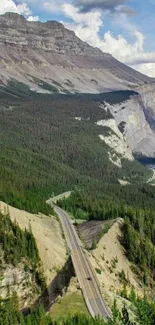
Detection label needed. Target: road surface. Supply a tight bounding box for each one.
[54,205,111,320]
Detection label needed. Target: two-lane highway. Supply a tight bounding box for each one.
[54,205,111,320]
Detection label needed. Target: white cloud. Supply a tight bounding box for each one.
[12,0,66,14]
[27,15,39,21]
[16,3,31,15]
[62,3,155,77]
[62,4,103,45]
[134,63,155,78]
[0,0,31,15]
[44,1,65,13]
[0,0,40,21]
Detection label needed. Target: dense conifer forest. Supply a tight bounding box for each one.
[58,186,155,220]
[1,293,155,325]
[0,89,151,214]
[122,213,155,285]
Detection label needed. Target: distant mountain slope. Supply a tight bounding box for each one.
[0,13,153,94]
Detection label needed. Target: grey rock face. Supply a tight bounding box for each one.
[97,118,134,167]
[0,13,103,56]
[0,13,153,94]
[0,264,40,307]
[109,84,155,157]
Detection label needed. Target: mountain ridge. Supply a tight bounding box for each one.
[0,12,154,94]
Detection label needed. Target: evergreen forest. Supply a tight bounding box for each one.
[1,86,155,324]
[0,89,151,214]
[0,293,155,325]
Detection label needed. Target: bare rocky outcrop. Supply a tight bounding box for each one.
[102,84,155,158]
[0,263,39,308]
[97,118,133,167]
[0,13,153,94]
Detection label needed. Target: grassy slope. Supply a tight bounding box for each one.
[50,292,88,321]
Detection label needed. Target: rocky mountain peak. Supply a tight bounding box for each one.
[2,12,26,20]
[45,20,66,29]
[0,12,103,56]
[1,12,26,25]
[0,13,153,94]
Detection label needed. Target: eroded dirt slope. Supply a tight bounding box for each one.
[0,201,67,285]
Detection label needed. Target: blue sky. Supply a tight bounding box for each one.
[1,0,155,76]
[129,0,155,50]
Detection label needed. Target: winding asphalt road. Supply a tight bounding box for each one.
[54,205,111,320]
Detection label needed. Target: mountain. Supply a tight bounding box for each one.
[1,13,155,158]
[0,13,155,325]
[0,12,153,95]
[0,12,155,212]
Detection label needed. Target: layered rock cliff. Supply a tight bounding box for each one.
[104,84,155,157]
[0,263,39,308]
[0,13,153,94]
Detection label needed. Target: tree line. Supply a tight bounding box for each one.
[0,293,155,325]
[58,187,155,221]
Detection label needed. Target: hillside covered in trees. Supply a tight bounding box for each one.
[122,212,155,287]
[58,186,155,220]
[0,88,151,214]
[1,293,155,325]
